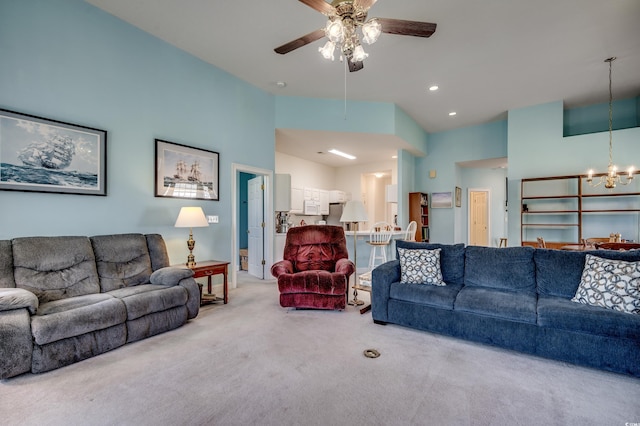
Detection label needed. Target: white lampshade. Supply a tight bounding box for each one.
[318,40,336,61]
[352,45,368,62]
[361,18,381,44]
[340,200,368,223]
[174,207,209,228]
[325,19,344,43]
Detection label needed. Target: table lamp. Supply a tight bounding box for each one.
[174,207,209,268]
[340,200,368,306]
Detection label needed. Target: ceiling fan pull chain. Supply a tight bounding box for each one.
[344,58,348,120]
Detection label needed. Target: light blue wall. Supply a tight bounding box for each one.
[564,97,639,136]
[418,120,508,244]
[0,0,275,263]
[460,168,508,246]
[508,100,640,245]
[275,96,428,154]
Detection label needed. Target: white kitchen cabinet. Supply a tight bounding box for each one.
[329,190,346,203]
[385,184,398,203]
[291,187,304,214]
[319,189,329,215]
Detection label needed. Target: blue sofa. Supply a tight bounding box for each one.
[371,241,640,377]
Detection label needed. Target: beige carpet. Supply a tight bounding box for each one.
[1,272,639,426]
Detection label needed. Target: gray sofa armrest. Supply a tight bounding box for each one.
[0,288,38,315]
[371,260,400,323]
[150,266,194,286]
[179,277,200,320]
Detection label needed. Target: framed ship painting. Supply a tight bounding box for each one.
[155,139,219,201]
[0,109,107,196]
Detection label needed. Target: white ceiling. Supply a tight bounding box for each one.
[85,0,640,167]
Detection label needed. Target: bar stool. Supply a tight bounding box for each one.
[367,222,392,270]
[499,238,507,248]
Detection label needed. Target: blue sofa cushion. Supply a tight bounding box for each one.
[454,286,537,324]
[535,248,640,298]
[395,241,465,285]
[464,246,536,292]
[538,295,640,340]
[390,282,463,310]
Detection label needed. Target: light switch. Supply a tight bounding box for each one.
[207,215,219,223]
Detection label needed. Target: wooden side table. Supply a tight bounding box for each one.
[186,260,230,305]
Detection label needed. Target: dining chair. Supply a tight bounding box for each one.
[404,221,417,242]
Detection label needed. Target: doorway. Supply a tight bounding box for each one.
[231,163,273,288]
[468,188,490,246]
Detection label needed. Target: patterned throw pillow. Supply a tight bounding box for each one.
[572,254,640,315]
[398,247,445,286]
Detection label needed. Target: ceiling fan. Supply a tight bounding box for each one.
[274,0,437,72]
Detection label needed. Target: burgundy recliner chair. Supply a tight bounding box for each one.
[271,225,355,310]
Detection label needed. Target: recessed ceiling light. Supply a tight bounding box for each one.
[275,81,287,88]
[374,173,384,178]
[449,112,457,116]
[392,155,397,159]
[328,149,356,160]
[429,85,439,91]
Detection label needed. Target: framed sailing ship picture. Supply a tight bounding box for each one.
[155,139,219,201]
[0,108,107,196]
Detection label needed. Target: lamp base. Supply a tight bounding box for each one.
[348,298,365,306]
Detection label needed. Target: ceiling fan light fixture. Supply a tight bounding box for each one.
[361,18,381,44]
[319,41,336,60]
[325,19,345,43]
[352,44,368,62]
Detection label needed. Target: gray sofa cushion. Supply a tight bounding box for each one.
[0,240,16,288]
[535,248,640,298]
[146,234,171,271]
[537,295,640,340]
[91,234,153,292]
[108,284,188,320]
[464,246,536,292]
[455,286,538,324]
[0,288,38,314]
[31,294,127,345]
[12,236,100,304]
[395,241,465,285]
[390,282,463,310]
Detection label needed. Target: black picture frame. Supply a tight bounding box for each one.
[155,139,219,201]
[0,108,107,196]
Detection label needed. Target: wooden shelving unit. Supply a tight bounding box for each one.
[520,173,640,246]
[409,192,429,242]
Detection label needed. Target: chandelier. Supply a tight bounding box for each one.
[317,1,382,69]
[586,57,634,189]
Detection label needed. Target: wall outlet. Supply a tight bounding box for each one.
[207,215,219,223]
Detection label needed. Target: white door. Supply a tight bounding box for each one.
[248,176,265,278]
[469,190,489,246]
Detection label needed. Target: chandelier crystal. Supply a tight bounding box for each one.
[586,57,634,189]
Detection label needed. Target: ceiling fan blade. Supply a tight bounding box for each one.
[377,18,437,38]
[353,0,377,11]
[348,60,364,72]
[298,0,335,15]
[274,29,326,55]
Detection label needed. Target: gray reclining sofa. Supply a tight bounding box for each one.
[0,233,200,379]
